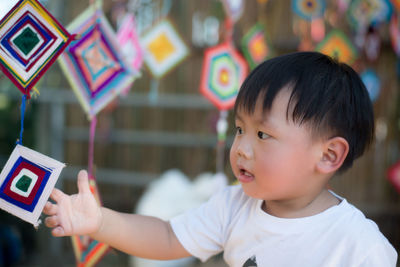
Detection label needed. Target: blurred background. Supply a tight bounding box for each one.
[0,0,399,266]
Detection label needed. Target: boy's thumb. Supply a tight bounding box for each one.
[77,170,91,194]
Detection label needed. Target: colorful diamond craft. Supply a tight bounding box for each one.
[0,0,73,97]
[0,145,65,227]
[200,42,248,110]
[221,0,244,22]
[71,178,109,267]
[141,20,189,79]
[58,6,137,120]
[361,69,380,102]
[316,30,358,65]
[347,0,393,29]
[292,0,326,21]
[117,14,143,74]
[241,24,272,69]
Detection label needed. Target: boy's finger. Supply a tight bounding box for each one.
[45,215,59,228]
[77,170,91,194]
[52,226,65,237]
[50,188,66,202]
[43,201,57,215]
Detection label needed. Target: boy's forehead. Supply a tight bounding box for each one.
[235,88,294,122]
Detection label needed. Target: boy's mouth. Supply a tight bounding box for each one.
[238,167,254,183]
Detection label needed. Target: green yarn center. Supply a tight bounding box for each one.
[15,175,32,192]
[13,27,40,56]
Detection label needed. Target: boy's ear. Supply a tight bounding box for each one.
[316,137,349,174]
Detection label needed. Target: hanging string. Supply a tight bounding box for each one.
[16,94,27,146]
[87,0,98,178]
[88,116,97,179]
[216,110,228,174]
[224,17,234,44]
[149,78,159,105]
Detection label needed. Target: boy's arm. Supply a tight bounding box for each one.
[91,208,191,259]
[43,170,191,260]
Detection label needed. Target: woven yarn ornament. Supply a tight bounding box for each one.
[200,42,248,110]
[0,145,65,227]
[140,19,189,78]
[0,0,73,97]
[241,23,272,69]
[292,0,326,21]
[117,14,143,74]
[347,0,393,29]
[316,30,358,65]
[58,5,137,120]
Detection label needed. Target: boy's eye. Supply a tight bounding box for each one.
[257,131,270,139]
[235,127,243,135]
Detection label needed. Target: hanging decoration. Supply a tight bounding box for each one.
[347,0,393,30]
[200,0,247,174]
[316,29,358,65]
[0,0,74,97]
[117,14,143,75]
[292,0,326,21]
[360,69,381,102]
[129,0,173,103]
[0,0,69,229]
[117,14,143,95]
[221,0,245,22]
[0,145,65,227]
[140,19,189,79]
[58,1,126,264]
[71,178,109,267]
[200,44,246,173]
[200,42,248,111]
[347,0,390,61]
[58,4,137,120]
[241,23,272,69]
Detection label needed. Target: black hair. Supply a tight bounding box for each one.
[234,51,374,172]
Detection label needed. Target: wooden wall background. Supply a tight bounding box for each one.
[0,0,399,266]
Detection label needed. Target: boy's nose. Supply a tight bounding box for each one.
[236,140,253,159]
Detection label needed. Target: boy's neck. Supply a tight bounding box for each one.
[261,189,341,218]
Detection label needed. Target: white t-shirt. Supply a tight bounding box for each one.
[170,185,397,267]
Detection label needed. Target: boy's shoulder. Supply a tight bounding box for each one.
[326,199,397,264]
[333,199,390,245]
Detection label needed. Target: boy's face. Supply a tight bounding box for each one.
[230,89,325,202]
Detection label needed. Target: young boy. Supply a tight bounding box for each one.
[43,52,397,266]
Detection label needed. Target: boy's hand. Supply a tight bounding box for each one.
[43,170,102,237]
